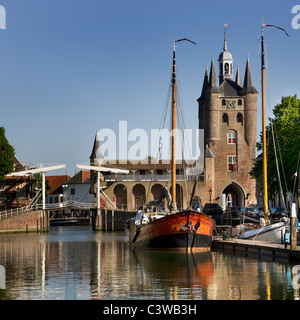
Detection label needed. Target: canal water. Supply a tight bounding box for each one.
[0,225,299,300]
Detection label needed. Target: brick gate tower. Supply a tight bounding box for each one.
[198,33,257,208]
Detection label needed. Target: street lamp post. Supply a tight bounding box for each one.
[209,188,212,204]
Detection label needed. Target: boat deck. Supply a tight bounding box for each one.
[212,237,300,261]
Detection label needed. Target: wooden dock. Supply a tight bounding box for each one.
[212,238,300,261]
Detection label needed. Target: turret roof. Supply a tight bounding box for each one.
[241,57,258,94]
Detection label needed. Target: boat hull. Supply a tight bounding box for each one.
[125,210,214,250]
[238,222,286,243]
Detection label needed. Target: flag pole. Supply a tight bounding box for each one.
[261,20,269,224]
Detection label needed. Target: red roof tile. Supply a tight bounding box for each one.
[46,175,70,195]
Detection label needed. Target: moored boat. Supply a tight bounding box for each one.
[233,221,287,243]
[126,209,214,250]
[125,39,214,250]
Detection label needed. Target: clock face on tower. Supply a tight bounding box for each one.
[227,100,236,110]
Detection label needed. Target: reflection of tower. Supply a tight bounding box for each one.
[198,31,257,208]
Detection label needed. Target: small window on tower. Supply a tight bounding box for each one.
[222,113,228,125]
[237,113,243,125]
[225,63,229,75]
[222,99,226,106]
[227,131,236,144]
[238,99,242,106]
[227,155,237,171]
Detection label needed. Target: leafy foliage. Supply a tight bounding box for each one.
[250,95,300,198]
[0,127,15,180]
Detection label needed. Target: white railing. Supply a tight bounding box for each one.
[31,200,95,211]
[0,206,33,220]
[0,200,95,220]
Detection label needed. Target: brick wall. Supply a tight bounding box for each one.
[0,210,49,234]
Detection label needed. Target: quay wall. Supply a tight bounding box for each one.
[0,210,49,234]
[212,238,300,261]
[93,209,136,231]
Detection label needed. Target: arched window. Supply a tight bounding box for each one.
[222,113,228,125]
[237,113,243,125]
[224,63,229,75]
[238,99,242,106]
[222,99,226,106]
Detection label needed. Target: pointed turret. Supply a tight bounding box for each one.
[235,64,242,87]
[90,131,104,166]
[241,57,258,94]
[200,65,209,98]
[206,56,219,93]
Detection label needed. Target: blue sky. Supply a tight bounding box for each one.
[1,0,299,176]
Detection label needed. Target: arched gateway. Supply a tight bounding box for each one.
[221,182,245,209]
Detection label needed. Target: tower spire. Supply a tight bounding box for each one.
[207,56,219,93]
[90,131,104,166]
[218,24,233,84]
[223,23,228,51]
[235,64,242,87]
[200,64,209,97]
[241,56,258,94]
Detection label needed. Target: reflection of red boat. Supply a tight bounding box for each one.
[125,210,214,250]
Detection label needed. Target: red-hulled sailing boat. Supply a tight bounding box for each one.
[125,39,214,250]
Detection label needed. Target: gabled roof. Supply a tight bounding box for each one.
[66,170,90,185]
[46,175,70,195]
[13,155,25,172]
[218,78,242,97]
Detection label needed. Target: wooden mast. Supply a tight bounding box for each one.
[171,42,177,212]
[261,22,269,224]
[170,39,196,212]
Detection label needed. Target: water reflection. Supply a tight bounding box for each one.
[0,226,299,300]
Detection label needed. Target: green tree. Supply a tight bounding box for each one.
[250,95,300,198]
[0,127,15,180]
